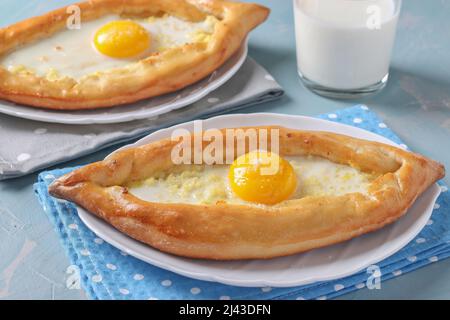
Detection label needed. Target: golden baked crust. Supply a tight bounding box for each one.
[49,127,445,260]
[0,0,269,110]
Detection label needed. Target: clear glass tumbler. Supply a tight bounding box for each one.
[293,0,402,98]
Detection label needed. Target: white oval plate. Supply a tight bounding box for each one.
[0,40,247,125]
[78,113,441,287]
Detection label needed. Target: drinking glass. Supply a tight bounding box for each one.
[293,0,402,98]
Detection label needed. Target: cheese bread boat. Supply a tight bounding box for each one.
[0,0,269,110]
[49,127,445,260]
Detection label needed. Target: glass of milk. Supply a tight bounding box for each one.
[293,0,401,98]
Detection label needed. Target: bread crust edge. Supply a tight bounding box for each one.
[49,127,445,260]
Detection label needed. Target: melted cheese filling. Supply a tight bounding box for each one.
[127,156,376,206]
[0,14,217,81]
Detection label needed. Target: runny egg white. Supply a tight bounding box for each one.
[127,155,377,206]
[0,14,218,80]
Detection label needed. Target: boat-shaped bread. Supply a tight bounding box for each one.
[0,0,269,110]
[49,127,445,260]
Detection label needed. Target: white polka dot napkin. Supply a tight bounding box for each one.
[34,105,449,300]
[0,58,283,180]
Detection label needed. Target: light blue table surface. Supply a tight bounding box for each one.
[0,0,449,300]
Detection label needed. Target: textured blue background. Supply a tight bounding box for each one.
[0,0,449,299]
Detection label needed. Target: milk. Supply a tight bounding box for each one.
[294,0,400,91]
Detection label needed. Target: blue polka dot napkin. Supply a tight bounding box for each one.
[33,105,449,300]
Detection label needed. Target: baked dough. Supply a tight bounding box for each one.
[49,127,445,260]
[0,0,269,110]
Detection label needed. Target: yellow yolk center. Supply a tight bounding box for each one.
[229,151,298,205]
[93,21,151,58]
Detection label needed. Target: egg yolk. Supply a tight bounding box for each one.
[229,151,297,205]
[93,21,151,58]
